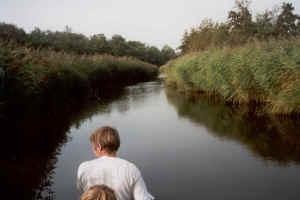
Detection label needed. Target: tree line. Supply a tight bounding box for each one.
[180,1,300,53]
[0,23,176,66]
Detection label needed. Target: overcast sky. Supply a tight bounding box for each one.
[1,0,299,49]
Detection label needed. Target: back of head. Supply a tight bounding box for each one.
[90,126,120,153]
[81,185,117,200]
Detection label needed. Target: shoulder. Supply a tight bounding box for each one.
[78,160,92,169]
[116,157,139,168]
[117,158,142,178]
[77,159,96,175]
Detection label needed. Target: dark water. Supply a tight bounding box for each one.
[1,80,300,200]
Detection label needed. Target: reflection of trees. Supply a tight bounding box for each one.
[0,87,126,199]
[125,80,163,109]
[0,80,161,199]
[165,87,300,165]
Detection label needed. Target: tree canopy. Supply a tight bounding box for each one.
[180,1,300,53]
[0,23,176,66]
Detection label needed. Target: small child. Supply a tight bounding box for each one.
[80,185,117,200]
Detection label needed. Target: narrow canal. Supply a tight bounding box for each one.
[2,79,300,200]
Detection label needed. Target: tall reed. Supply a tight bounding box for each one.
[162,38,300,115]
[0,42,158,103]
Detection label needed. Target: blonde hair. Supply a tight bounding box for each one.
[90,126,120,153]
[80,185,117,200]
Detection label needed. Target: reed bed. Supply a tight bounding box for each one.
[0,43,158,102]
[161,38,300,115]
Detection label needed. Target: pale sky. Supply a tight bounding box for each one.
[0,0,299,49]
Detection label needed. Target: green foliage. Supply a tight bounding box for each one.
[162,38,300,114]
[1,43,158,102]
[0,23,176,66]
[180,1,300,53]
[276,3,300,37]
[228,0,254,43]
[0,23,26,44]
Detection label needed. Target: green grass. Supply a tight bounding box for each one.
[161,38,300,115]
[0,42,158,102]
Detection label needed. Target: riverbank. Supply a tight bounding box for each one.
[0,42,158,104]
[161,38,300,115]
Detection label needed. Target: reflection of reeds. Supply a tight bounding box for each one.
[1,42,158,103]
[161,38,300,115]
[165,87,300,165]
[0,86,127,199]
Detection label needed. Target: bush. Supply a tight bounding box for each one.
[1,43,158,103]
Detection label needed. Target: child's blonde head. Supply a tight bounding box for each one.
[80,185,117,200]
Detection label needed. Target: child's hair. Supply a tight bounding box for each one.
[90,126,120,153]
[80,185,117,200]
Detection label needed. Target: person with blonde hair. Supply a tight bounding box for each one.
[80,185,117,200]
[77,126,154,200]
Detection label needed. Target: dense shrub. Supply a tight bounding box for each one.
[0,43,158,103]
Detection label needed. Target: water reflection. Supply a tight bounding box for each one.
[0,81,163,200]
[0,88,127,199]
[2,80,300,200]
[165,87,300,165]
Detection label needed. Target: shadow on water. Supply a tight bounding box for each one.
[1,79,299,199]
[0,86,129,200]
[165,87,300,165]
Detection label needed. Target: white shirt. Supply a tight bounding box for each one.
[77,156,154,200]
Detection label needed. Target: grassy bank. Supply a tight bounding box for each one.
[0,42,158,103]
[162,38,300,115]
